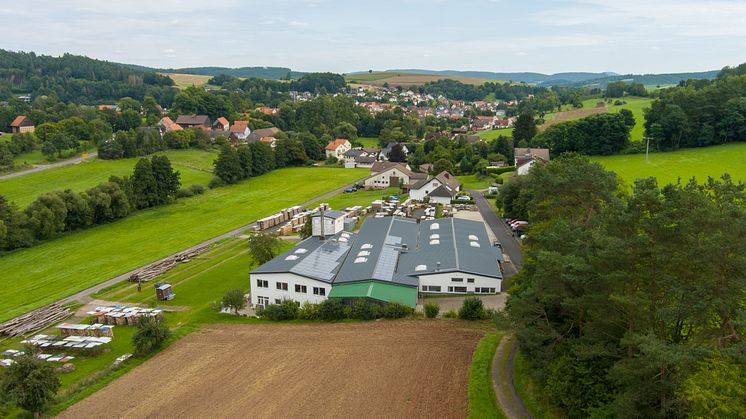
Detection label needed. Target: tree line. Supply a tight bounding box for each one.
[0,155,183,251]
[500,154,746,418]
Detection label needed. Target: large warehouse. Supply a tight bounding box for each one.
[250,215,504,308]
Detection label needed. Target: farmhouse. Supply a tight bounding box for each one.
[325,138,352,160]
[364,162,426,189]
[247,127,281,142]
[175,114,211,130]
[250,215,503,309]
[213,117,230,131]
[158,117,182,132]
[10,116,34,133]
[229,120,251,142]
[514,147,550,176]
[407,171,462,204]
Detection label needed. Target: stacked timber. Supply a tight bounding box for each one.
[128,243,211,282]
[0,304,72,337]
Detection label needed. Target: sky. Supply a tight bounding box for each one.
[2,0,745,74]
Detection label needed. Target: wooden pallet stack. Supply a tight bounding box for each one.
[128,244,211,282]
[0,304,72,337]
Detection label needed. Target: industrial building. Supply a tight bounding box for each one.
[250,214,504,309]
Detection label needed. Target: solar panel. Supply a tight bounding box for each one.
[372,236,401,281]
[291,239,352,281]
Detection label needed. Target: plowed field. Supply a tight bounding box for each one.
[60,321,484,419]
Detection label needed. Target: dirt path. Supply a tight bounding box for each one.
[59,321,484,419]
[0,151,97,180]
[492,334,532,419]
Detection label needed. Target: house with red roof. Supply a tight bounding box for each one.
[229,120,251,142]
[159,117,183,132]
[325,139,352,160]
[213,117,230,132]
[10,116,34,133]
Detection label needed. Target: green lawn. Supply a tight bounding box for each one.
[457,174,494,190]
[479,128,514,141]
[0,149,217,207]
[355,136,379,148]
[582,96,652,142]
[0,167,367,322]
[468,331,505,419]
[12,149,49,166]
[591,142,746,187]
[311,186,401,210]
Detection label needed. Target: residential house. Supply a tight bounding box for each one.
[247,127,281,143]
[256,107,279,116]
[380,142,409,161]
[250,216,503,309]
[229,120,251,142]
[10,116,34,133]
[464,135,483,145]
[471,115,495,131]
[175,115,211,130]
[213,117,230,131]
[514,147,550,176]
[343,149,364,168]
[159,117,182,132]
[325,139,352,160]
[364,162,426,189]
[451,126,468,136]
[407,171,462,204]
[353,155,376,169]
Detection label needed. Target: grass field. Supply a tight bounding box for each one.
[478,128,514,141]
[161,73,214,88]
[355,136,380,148]
[591,142,746,186]
[541,97,652,142]
[346,72,488,87]
[0,149,217,207]
[12,149,49,166]
[0,167,367,322]
[457,174,495,190]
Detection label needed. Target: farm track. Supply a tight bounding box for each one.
[493,334,532,419]
[59,321,484,419]
[0,152,97,180]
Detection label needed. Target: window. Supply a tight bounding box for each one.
[276,282,288,291]
[452,277,464,283]
[295,284,307,293]
[313,287,326,296]
[275,298,282,304]
[467,278,475,283]
[422,285,441,292]
[476,287,497,294]
[453,286,467,293]
[257,296,269,307]
[256,279,269,288]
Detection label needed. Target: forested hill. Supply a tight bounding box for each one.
[0,49,176,105]
[164,66,305,80]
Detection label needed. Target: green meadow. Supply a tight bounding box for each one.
[592,142,746,186]
[478,128,514,141]
[0,167,367,322]
[583,96,652,142]
[0,149,218,207]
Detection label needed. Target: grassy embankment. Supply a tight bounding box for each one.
[1,149,218,207]
[468,331,505,419]
[0,167,367,322]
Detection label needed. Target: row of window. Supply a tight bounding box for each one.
[421,285,497,294]
[451,277,476,283]
[256,279,326,296]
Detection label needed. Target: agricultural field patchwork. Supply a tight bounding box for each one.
[58,321,485,419]
[591,142,746,186]
[0,167,367,322]
[0,149,217,207]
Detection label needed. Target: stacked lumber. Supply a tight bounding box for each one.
[0,304,72,337]
[128,244,211,282]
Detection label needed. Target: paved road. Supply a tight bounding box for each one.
[58,178,365,306]
[0,152,98,181]
[467,188,523,275]
[492,334,533,419]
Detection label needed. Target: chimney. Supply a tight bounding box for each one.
[436,261,441,272]
[319,209,325,240]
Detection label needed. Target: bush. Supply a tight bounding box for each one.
[132,316,171,356]
[486,165,516,175]
[351,300,383,320]
[443,309,458,318]
[208,176,225,189]
[424,302,440,318]
[318,299,350,321]
[459,296,487,320]
[189,184,206,195]
[298,302,320,320]
[176,187,194,198]
[383,302,414,319]
[221,288,246,315]
[258,299,299,321]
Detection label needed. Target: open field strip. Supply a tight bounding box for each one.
[478,128,514,141]
[0,167,367,322]
[591,142,746,186]
[0,149,217,207]
[541,97,652,142]
[161,73,213,88]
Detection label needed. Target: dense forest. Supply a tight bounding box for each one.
[0,50,176,105]
[500,154,746,418]
[644,62,746,151]
[417,79,547,102]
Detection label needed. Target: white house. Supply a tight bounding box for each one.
[325,139,352,160]
[364,162,427,189]
[408,171,461,203]
[229,120,251,142]
[311,210,346,237]
[514,147,550,176]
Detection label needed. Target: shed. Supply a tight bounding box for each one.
[154,283,175,301]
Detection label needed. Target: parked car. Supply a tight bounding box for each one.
[456,195,471,201]
[509,220,528,228]
[344,188,355,193]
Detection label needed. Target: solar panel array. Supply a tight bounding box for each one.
[291,239,352,281]
[372,236,401,281]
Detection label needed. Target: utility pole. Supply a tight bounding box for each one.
[645,136,650,162]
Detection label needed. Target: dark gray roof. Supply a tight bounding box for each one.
[429,185,457,198]
[250,232,356,283]
[175,115,210,125]
[355,155,376,164]
[344,149,363,158]
[313,210,346,220]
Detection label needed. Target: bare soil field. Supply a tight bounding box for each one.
[368,73,488,87]
[541,105,607,130]
[59,321,485,419]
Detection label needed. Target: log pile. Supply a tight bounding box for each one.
[128,244,211,283]
[0,304,72,337]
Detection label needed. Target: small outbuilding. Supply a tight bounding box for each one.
[154,283,175,301]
